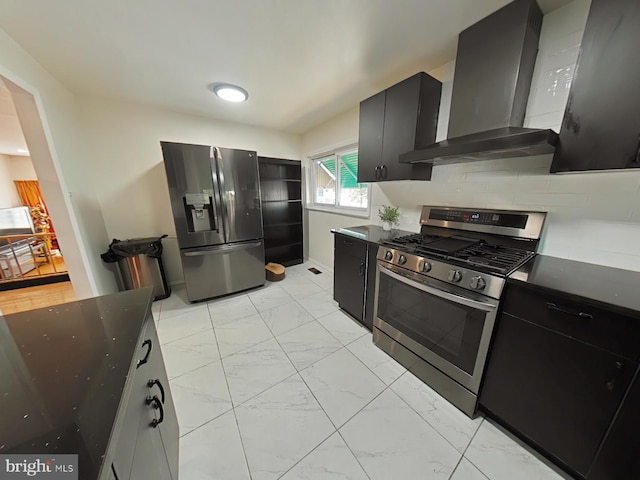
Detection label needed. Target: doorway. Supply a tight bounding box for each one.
[0,73,94,314]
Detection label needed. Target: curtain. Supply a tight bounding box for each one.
[14,180,55,234]
[14,180,45,209]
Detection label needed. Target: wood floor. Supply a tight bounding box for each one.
[24,255,68,277]
[0,281,76,315]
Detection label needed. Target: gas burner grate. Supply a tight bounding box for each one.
[452,243,534,274]
[383,233,444,247]
[409,241,534,274]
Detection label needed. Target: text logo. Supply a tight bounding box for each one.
[0,455,77,479]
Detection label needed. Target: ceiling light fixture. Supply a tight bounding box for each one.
[208,83,248,103]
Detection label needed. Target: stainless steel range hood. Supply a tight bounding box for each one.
[400,0,557,165]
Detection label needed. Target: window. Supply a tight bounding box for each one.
[311,149,369,211]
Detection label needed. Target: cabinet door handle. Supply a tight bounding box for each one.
[136,339,152,368]
[606,361,625,392]
[374,166,381,179]
[111,463,120,480]
[359,262,365,276]
[146,395,164,428]
[381,164,388,179]
[147,378,165,404]
[545,302,593,320]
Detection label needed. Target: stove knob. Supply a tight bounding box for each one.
[384,250,393,261]
[419,260,432,272]
[398,255,407,265]
[448,270,462,283]
[469,276,486,291]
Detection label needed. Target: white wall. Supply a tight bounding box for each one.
[304,0,640,273]
[75,96,301,284]
[0,153,21,207]
[0,154,38,208]
[10,155,37,180]
[301,106,395,267]
[0,27,115,297]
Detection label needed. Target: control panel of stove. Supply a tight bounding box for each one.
[377,247,504,299]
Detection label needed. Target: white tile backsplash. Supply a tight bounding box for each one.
[514,192,588,208]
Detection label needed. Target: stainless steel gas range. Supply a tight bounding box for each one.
[373,206,546,417]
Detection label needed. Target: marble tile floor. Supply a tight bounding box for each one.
[154,262,571,480]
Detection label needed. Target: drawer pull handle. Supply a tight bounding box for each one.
[136,339,152,368]
[146,395,164,428]
[546,302,593,320]
[147,378,165,404]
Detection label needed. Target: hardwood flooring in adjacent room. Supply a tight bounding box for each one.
[0,281,76,315]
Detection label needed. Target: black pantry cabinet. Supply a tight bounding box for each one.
[333,233,376,330]
[480,282,640,478]
[357,72,441,182]
[258,157,303,266]
[551,0,640,172]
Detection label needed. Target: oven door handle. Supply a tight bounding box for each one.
[379,265,497,312]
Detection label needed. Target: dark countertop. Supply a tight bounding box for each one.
[331,224,416,245]
[510,255,640,318]
[0,288,153,480]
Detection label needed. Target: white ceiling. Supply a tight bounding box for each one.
[0,0,573,147]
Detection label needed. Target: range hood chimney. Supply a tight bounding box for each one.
[401,0,558,165]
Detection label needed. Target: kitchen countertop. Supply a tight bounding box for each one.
[510,255,640,318]
[0,287,154,480]
[331,224,416,245]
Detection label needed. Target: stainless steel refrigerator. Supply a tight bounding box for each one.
[161,142,265,302]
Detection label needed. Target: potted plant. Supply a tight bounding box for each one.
[378,205,400,231]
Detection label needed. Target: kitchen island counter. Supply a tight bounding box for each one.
[0,287,156,479]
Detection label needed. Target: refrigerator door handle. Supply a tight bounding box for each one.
[182,241,263,256]
[213,147,232,243]
[208,147,222,234]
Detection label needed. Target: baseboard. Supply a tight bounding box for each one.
[0,273,70,291]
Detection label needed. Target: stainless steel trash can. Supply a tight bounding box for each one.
[101,236,171,301]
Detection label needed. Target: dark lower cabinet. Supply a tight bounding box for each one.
[110,316,178,480]
[481,312,635,477]
[480,284,638,480]
[588,370,640,479]
[333,234,367,324]
[363,246,378,330]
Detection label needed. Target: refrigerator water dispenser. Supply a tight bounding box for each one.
[184,193,215,232]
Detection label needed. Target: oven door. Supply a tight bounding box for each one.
[374,262,499,393]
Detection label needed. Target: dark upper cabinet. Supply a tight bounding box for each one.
[358,72,441,182]
[550,0,640,173]
[480,282,639,478]
[358,91,386,183]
